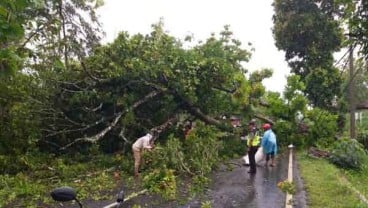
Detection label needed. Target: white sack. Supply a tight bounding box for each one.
[243,147,264,165]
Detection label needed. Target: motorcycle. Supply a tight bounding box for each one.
[51,186,124,208]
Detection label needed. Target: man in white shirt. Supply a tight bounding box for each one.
[132,130,158,177]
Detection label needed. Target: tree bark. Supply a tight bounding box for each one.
[59,90,162,150]
[349,45,356,139]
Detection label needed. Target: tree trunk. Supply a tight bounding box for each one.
[349,45,356,139]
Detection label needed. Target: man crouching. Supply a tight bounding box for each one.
[132,130,159,177]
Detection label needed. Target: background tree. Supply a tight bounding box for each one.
[272,0,343,109]
[0,0,30,75]
[0,0,104,155]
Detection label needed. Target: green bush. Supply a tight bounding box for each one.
[329,138,368,170]
[305,108,338,147]
[143,167,176,200]
[357,130,368,150]
[219,134,245,159]
[184,122,222,176]
[0,101,40,156]
[189,175,210,194]
[144,122,222,177]
[0,173,47,208]
[273,120,297,147]
[0,155,29,175]
[142,135,188,175]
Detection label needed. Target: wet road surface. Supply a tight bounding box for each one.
[182,151,306,208]
[208,155,286,208]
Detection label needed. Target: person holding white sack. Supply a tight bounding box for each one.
[243,120,265,166]
[245,119,261,174]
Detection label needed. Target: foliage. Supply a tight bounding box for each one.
[145,121,223,177]
[350,59,368,104]
[272,0,343,109]
[304,108,338,148]
[184,122,222,176]
[0,153,124,207]
[0,173,47,208]
[357,130,368,150]
[142,122,223,196]
[189,175,210,194]
[335,0,368,59]
[24,0,103,69]
[304,66,342,108]
[143,168,177,200]
[277,180,295,194]
[0,0,104,157]
[201,200,212,208]
[341,59,368,110]
[0,73,42,156]
[329,138,368,170]
[219,133,246,160]
[0,0,30,75]
[262,74,339,149]
[31,22,256,153]
[142,135,188,174]
[263,75,309,148]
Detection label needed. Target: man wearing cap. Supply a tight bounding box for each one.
[247,119,260,174]
[132,130,158,177]
[261,123,277,167]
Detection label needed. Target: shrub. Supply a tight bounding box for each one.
[329,138,368,170]
[304,108,338,147]
[145,121,222,176]
[357,130,368,150]
[184,122,222,176]
[189,175,210,194]
[273,120,296,147]
[219,133,245,159]
[142,168,176,200]
[142,135,190,175]
[277,180,295,194]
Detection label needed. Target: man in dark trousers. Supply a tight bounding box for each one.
[247,120,260,174]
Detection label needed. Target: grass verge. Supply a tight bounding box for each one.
[344,166,368,204]
[297,152,368,208]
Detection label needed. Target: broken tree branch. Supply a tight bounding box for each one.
[59,90,163,150]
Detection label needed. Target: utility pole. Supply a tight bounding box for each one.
[348,45,356,139]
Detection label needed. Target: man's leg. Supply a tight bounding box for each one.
[265,153,270,166]
[133,149,141,177]
[248,147,258,173]
[270,153,275,166]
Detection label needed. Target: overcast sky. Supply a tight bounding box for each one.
[97,0,289,93]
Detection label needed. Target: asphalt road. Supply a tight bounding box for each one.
[182,151,307,208]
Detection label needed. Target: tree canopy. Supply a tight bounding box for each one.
[1,1,274,154]
[272,0,344,109]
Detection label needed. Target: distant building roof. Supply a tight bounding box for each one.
[357,100,368,110]
[230,115,241,120]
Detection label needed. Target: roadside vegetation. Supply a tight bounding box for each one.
[298,153,365,208]
[297,130,368,208]
[0,123,245,207]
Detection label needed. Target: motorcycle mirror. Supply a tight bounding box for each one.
[116,189,125,203]
[50,186,77,202]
